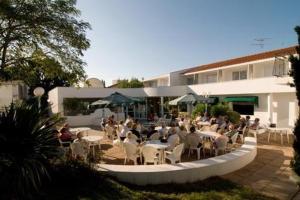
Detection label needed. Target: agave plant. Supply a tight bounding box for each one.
[0,101,64,199]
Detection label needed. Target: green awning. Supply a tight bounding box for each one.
[223,96,258,105]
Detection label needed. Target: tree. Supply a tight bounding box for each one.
[117,78,144,88]
[7,49,82,96]
[290,26,300,176]
[0,0,90,82]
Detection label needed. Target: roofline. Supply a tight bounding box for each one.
[143,74,169,82]
[182,45,298,75]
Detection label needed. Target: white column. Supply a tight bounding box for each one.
[160,97,164,117]
[267,93,273,124]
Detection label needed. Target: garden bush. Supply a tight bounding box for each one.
[0,101,64,199]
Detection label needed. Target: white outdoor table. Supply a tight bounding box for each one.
[82,135,103,158]
[197,121,211,126]
[70,127,91,135]
[144,140,170,164]
[267,127,293,145]
[197,131,219,139]
[155,126,171,131]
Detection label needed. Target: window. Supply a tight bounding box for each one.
[232,104,254,115]
[186,74,198,85]
[206,73,217,83]
[232,70,247,80]
[273,58,288,77]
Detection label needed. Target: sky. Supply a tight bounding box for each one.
[76,0,300,86]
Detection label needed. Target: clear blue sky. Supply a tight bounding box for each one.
[76,0,300,86]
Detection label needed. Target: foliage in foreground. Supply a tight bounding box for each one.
[36,161,276,200]
[290,26,300,176]
[0,101,64,199]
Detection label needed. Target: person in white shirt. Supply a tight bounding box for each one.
[120,121,131,141]
[124,131,138,146]
[214,129,229,148]
[158,123,168,138]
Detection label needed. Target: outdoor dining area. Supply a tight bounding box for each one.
[57,91,294,166]
[58,113,249,165]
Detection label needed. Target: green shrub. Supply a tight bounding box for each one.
[210,103,229,117]
[0,101,64,199]
[226,110,241,124]
[192,103,208,118]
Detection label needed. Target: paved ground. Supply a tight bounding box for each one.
[87,127,300,200]
[222,132,299,200]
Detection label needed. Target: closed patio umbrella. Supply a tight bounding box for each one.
[169,93,199,105]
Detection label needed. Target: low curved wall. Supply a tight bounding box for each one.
[95,137,257,185]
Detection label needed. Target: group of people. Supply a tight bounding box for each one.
[101,113,260,157]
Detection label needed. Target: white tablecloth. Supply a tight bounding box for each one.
[145,140,170,149]
[198,131,219,138]
[144,140,170,164]
[70,127,91,135]
[197,121,211,126]
[82,135,103,143]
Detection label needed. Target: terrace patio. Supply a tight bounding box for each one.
[73,126,299,200]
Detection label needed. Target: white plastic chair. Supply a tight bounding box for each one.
[141,146,159,165]
[227,132,239,152]
[70,140,89,162]
[186,134,202,160]
[165,143,184,164]
[123,142,139,165]
[167,134,179,151]
[202,140,213,158]
[214,138,228,156]
[130,133,138,141]
[149,132,160,140]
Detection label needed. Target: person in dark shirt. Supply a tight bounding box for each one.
[146,125,158,139]
[131,123,141,139]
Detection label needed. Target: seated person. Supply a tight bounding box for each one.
[124,131,138,146]
[158,123,168,138]
[178,118,185,127]
[119,121,131,141]
[131,123,141,139]
[225,124,238,143]
[186,126,202,148]
[146,125,158,138]
[59,123,73,142]
[177,125,188,143]
[214,129,229,149]
[201,112,210,122]
[245,115,251,127]
[249,118,260,130]
[237,117,247,134]
[167,122,178,138]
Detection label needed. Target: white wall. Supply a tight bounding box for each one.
[48,76,297,128]
[0,84,13,108]
[222,65,248,82]
[188,76,294,95]
[272,93,298,128]
[0,81,28,109]
[96,137,257,185]
[254,94,269,125]
[253,60,274,78]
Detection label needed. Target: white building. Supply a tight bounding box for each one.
[0,81,28,110]
[48,46,298,128]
